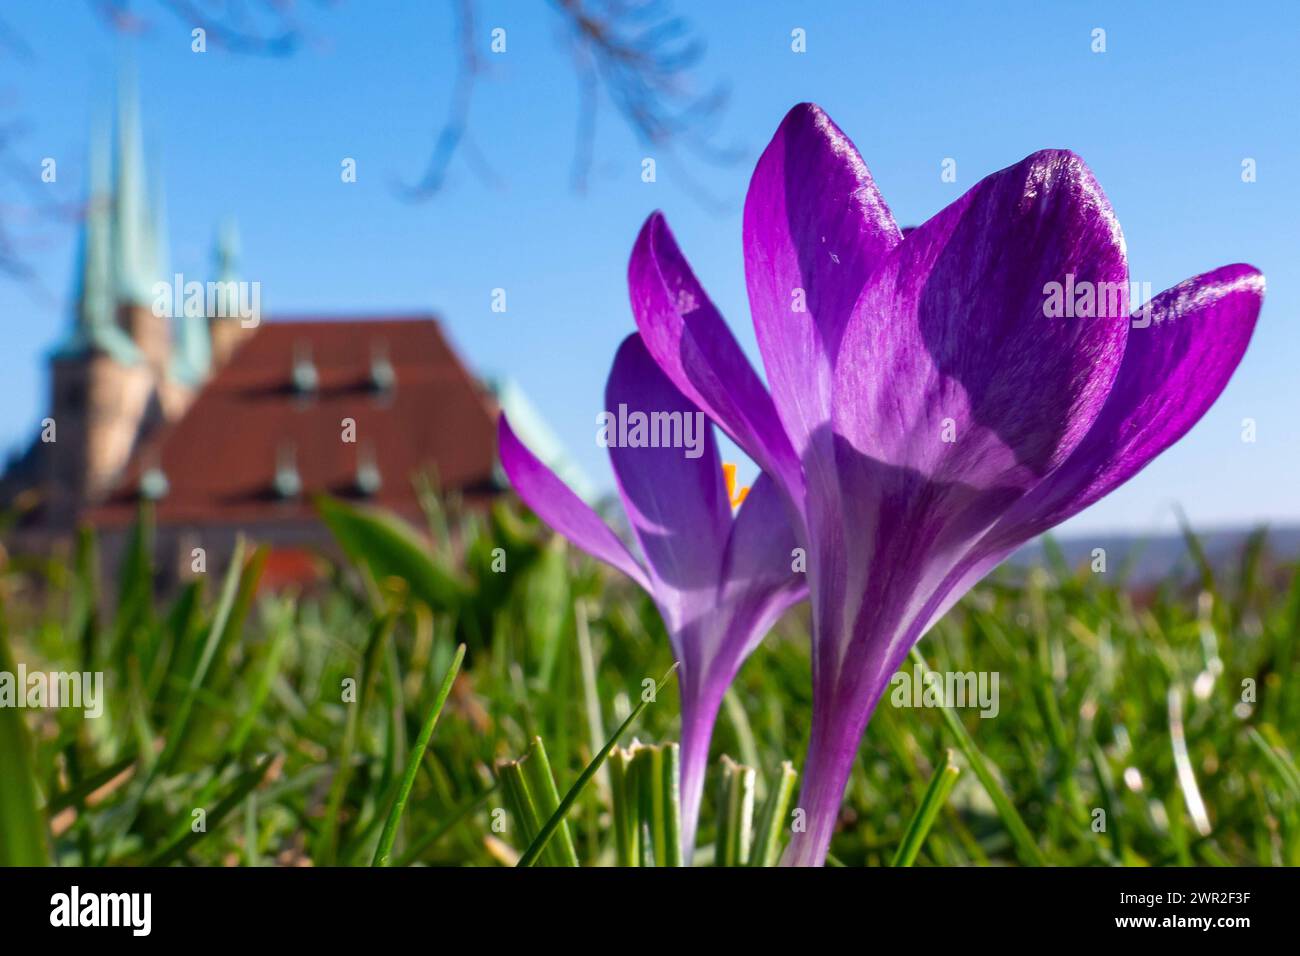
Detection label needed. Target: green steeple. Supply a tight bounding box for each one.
[57,115,140,364]
[111,68,156,306]
[172,219,229,387]
[215,216,240,284]
[147,158,169,283]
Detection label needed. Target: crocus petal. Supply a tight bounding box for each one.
[680,470,809,710]
[806,149,1130,679]
[604,333,733,635]
[786,263,1265,869]
[498,414,651,592]
[914,262,1266,634]
[990,263,1265,543]
[784,149,1134,867]
[711,469,811,714]
[744,102,901,462]
[628,212,805,510]
[717,471,809,646]
[675,471,808,863]
[604,335,810,864]
[835,148,1131,491]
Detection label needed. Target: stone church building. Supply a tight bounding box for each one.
[1,82,580,588]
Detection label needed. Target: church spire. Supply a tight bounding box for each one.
[59,114,139,363]
[207,217,254,370]
[171,217,223,387]
[112,67,155,306]
[147,156,169,282]
[215,216,240,284]
[77,116,113,341]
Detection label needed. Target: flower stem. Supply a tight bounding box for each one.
[677,680,725,864]
[781,712,863,866]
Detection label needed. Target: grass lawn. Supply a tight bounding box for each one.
[2,495,1297,867]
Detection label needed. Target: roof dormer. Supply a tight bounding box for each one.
[370,342,396,393]
[292,342,318,395]
[274,444,302,499]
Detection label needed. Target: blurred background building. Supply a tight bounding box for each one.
[0,79,586,589]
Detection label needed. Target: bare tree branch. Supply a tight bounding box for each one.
[401,0,737,203]
[0,0,736,283]
[551,0,738,157]
[92,0,307,55]
[398,0,489,200]
[549,0,739,204]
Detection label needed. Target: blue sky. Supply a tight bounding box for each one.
[1,0,1296,535]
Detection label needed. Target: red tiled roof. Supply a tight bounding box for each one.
[91,316,500,528]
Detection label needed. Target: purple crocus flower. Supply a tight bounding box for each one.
[627,103,1264,865]
[498,333,807,862]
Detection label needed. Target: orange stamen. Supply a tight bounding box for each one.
[723,462,750,509]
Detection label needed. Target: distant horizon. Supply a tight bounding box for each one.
[1023,520,1300,544]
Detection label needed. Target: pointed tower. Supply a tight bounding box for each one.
[147,161,169,289]
[78,120,116,346]
[208,217,254,369]
[162,161,212,396]
[111,68,151,305]
[57,116,139,363]
[171,282,213,387]
[112,69,171,377]
[44,110,158,523]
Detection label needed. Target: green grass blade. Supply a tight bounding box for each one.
[519,736,580,866]
[517,663,677,867]
[750,760,797,867]
[316,610,396,865]
[657,743,682,867]
[1248,726,1300,799]
[722,688,762,780]
[145,754,275,865]
[110,503,155,666]
[499,758,544,855]
[67,525,100,671]
[152,580,201,704]
[574,599,609,802]
[608,746,640,866]
[910,646,1046,866]
[891,748,961,866]
[155,537,248,773]
[1088,740,1127,860]
[317,494,468,612]
[715,756,755,866]
[373,643,465,866]
[631,742,681,866]
[198,544,268,694]
[225,602,295,757]
[46,753,137,815]
[1176,509,1218,596]
[0,609,50,865]
[392,782,497,867]
[244,788,259,866]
